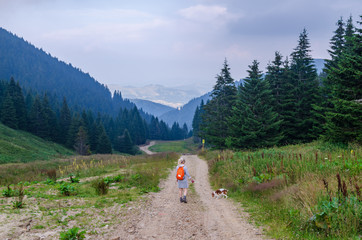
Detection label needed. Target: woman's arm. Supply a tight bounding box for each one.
[184,166,192,179]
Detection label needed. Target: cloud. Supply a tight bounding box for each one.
[41,8,170,48]
[179,4,239,23]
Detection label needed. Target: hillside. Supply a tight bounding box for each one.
[160,92,211,128]
[0,28,134,116]
[0,122,73,164]
[130,99,175,117]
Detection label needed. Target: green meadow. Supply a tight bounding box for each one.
[0,123,74,164]
[201,141,361,239]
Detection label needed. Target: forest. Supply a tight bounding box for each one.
[0,79,191,155]
[193,16,361,148]
[0,26,193,155]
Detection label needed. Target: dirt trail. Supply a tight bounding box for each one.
[0,143,267,239]
[139,141,156,155]
[108,145,266,240]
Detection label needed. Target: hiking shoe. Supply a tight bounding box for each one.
[183,196,187,203]
[180,197,183,203]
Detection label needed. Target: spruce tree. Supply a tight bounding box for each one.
[74,126,90,155]
[265,51,284,117]
[202,59,237,148]
[119,129,135,154]
[42,94,58,141]
[290,29,322,142]
[0,92,17,129]
[130,107,146,145]
[29,96,47,138]
[323,18,346,104]
[324,16,362,143]
[66,114,82,149]
[59,98,72,145]
[227,60,282,149]
[96,125,112,154]
[9,78,27,130]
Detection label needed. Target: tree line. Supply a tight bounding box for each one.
[193,16,361,149]
[0,79,191,155]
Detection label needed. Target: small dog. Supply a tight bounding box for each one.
[211,188,228,199]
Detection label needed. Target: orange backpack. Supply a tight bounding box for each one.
[176,166,185,180]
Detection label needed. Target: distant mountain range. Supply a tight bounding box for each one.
[130,99,175,117]
[159,93,211,129]
[108,84,205,108]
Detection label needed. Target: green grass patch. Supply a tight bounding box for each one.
[0,152,179,238]
[0,123,74,164]
[149,138,199,154]
[201,141,361,239]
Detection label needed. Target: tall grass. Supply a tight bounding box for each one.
[0,153,178,186]
[149,138,199,154]
[201,141,361,239]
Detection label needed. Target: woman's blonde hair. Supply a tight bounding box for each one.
[178,158,185,165]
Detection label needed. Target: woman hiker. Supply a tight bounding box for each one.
[176,157,194,203]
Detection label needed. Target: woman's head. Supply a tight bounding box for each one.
[178,157,185,165]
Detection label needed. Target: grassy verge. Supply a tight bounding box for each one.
[0,123,74,164]
[0,152,178,239]
[200,141,361,239]
[149,138,199,154]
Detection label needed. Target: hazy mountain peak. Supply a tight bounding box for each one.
[108,83,206,108]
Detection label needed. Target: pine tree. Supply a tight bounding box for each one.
[74,126,90,155]
[96,125,112,154]
[118,129,135,154]
[29,96,47,138]
[201,59,237,148]
[59,98,72,145]
[66,114,82,149]
[42,93,58,141]
[265,51,284,117]
[227,60,282,149]
[129,107,146,145]
[9,78,27,130]
[323,18,346,104]
[0,92,17,129]
[192,100,206,143]
[324,16,362,143]
[290,29,322,142]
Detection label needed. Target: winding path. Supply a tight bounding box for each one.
[109,143,267,239]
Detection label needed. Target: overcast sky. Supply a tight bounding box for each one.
[0,0,361,95]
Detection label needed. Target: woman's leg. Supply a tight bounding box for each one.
[182,188,188,203]
[179,188,183,198]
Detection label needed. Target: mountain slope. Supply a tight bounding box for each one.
[0,123,73,164]
[0,27,134,115]
[159,92,211,128]
[130,99,175,117]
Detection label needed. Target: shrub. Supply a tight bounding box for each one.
[59,227,86,240]
[103,176,113,185]
[69,174,80,183]
[113,175,125,182]
[59,183,76,196]
[309,196,361,237]
[46,169,57,182]
[2,185,14,197]
[91,178,109,195]
[12,200,24,209]
[44,178,56,185]
[12,184,24,209]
